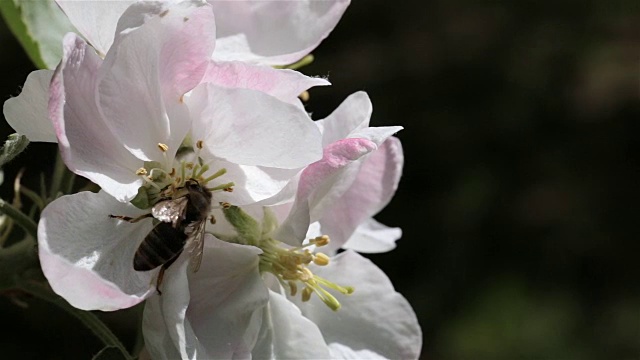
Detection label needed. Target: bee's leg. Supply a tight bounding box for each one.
[156,265,167,295]
[155,251,182,295]
[109,213,153,223]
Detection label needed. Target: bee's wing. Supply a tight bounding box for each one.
[152,197,188,227]
[186,220,206,273]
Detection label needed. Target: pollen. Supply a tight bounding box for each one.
[136,168,148,175]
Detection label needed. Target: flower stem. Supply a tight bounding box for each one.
[0,198,37,239]
[18,281,134,360]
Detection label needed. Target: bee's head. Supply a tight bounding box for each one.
[185,178,201,190]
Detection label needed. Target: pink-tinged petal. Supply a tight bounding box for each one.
[3,70,56,142]
[316,91,373,146]
[342,218,402,254]
[97,1,215,162]
[50,33,142,202]
[274,138,377,246]
[293,251,422,359]
[187,83,322,169]
[317,91,403,147]
[210,0,350,65]
[56,0,135,56]
[38,191,155,311]
[252,291,331,359]
[144,238,267,360]
[203,61,329,105]
[318,137,404,252]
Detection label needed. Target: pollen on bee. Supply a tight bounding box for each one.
[157,143,169,152]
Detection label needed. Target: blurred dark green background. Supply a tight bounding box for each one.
[1,1,638,359]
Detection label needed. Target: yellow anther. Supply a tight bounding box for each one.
[157,143,169,152]
[299,91,310,102]
[288,281,298,297]
[169,168,176,176]
[313,253,330,266]
[301,287,313,302]
[185,162,194,169]
[136,168,148,175]
[196,140,204,149]
[219,202,231,209]
[209,215,217,225]
[312,235,330,247]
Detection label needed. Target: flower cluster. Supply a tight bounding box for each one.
[3,0,421,358]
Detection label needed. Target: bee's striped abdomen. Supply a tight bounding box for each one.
[133,222,187,271]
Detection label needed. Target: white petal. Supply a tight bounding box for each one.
[56,0,135,56]
[50,33,142,202]
[329,343,388,359]
[144,238,268,359]
[203,61,329,105]
[316,91,373,146]
[143,258,205,360]
[3,70,56,142]
[342,218,401,254]
[187,83,322,169]
[38,191,155,311]
[318,137,404,252]
[210,0,350,65]
[294,251,422,359]
[252,291,330,359]
[212,159,300,206]
[97,1,215,162]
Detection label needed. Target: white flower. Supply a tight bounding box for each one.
[141,92,421,359]
[29,1,326,311]
[55,0,350,65]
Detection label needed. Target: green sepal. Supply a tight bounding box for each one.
[130,187,151,210]
[0,134,29,169]
[222,206,262,245]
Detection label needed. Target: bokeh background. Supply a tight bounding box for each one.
[1,1,639,359]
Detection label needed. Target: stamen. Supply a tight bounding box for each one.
[196,140,204,149]
[208,182,235,192]
[136,168,148,176]
[202,168,227,183]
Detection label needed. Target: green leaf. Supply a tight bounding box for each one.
[92,346,127,360]
[0,0,76,69]
[0,134,29,168]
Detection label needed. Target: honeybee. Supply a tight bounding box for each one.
[110,179,212,293]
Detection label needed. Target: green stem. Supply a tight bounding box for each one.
[49,152,67,198]
[18,281,134,360]
[0,198,37,239]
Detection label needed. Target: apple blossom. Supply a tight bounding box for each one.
[30,0,327,311]
[55,0,350,66]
